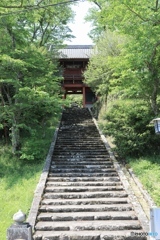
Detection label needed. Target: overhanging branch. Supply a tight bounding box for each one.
[123,2,149,22]
[0,0,80,17]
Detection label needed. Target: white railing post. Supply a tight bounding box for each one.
[150,207,160,240]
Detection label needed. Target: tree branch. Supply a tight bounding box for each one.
[155,0,159,11]
[0,0,79,10]
[39,21,50,46]
[6,26,16,49]
[0,84,5,106]
[123,3,149,22]
[93,1,102,10]
[150,40,160,63]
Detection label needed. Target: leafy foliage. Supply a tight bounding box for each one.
[0,0,74,156]
[84,30,127,97]
[100,99,160,157]
[87,0,160,114]
[0,144,45,240]
[85,0,160,156]
[128,156,160,206]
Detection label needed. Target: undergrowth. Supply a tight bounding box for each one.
[0,123,57,240]
[127,155,160,206]
[97,102,160,207]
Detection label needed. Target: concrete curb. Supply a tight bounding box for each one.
[128,168,156,208]
[27,118,61,229]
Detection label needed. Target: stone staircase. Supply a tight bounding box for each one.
[33,107,148,240]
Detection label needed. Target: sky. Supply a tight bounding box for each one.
[65,1,93,45]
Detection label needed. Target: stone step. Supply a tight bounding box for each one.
[49,168,116,174]
[46,181,121,187]
[59,133,100,137]
[54,147,107,151]
[56,137,102,140]
[52,155,111,160]
[40,204,132,213]
[57,135,101,138]
[47,176,120,182]
[33,230,147,240]
[35,220,142,231]
[45,185,124,193]
[59,125,98,128]
[37,211,138,221]
[50,164,113,169]
[50,164,114,168]
[51,159,112,163]
[52,155,110,158]
[51,159,111,163]
[53,150,108,154]
[55,143,106,147]
[41,197,129,206]
[43,191,128,199]
[48,172,118,177]
[55,143,105,146]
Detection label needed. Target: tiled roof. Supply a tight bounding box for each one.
[59,45,93,59]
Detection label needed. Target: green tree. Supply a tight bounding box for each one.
[0,0,74,155]
[87,0,160,115]
[84,0,160,156]
[84,30,127,101]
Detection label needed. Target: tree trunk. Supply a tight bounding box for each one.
[11,117,21,154]
[150,81,158,115]
[149,67,159,115]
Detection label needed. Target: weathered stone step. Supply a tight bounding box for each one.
[57,137,102,140]
[52,154,110,158]
[54,147,107,150]
[51,158,111,163]
[57,135,101,138]
[60,124,93,127]
[55,143,105,146]
[48,172,118,177]
[59,125,98,128]
[50,166,114,170]
[56,135,101,138]
[47,176,120,182]
[55,142,103,146]
[52,158,111,162]
[33,230,147,240]
[45,185,124,193]
[49,168,116,174]
[52,156,111,160]
[51,161,112,165]
[51,162,113,167]
[35,220,141,231]
[37,211,138,221]
[53,150,108,154]
[54,148,107,151]
[59,126,98,129]
[58,134,100,137]
[43,191,128,199]
[46,181,121,187]
[41,197,129,206]
[40,204,132,213]
[55,142,105,146]
[50,163,113,169]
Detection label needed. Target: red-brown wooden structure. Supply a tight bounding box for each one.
[59,45,96,108]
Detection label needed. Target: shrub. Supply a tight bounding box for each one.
[101,99,160,157]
